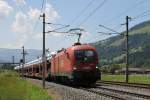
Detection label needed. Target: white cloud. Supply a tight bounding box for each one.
[11,12,33,47]
[13,0,26,5]
[28,8,40,20]
[28,3,60,22]
[11,12,32,34]
[29,3,61,39]
[48,32,65,37]
[0,1,13,16]
[10,2,60,48]
[45,3,60,22]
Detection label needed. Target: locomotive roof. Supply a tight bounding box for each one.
[53,44,96,58]
[69,44,96,50]
[14,44,95,70]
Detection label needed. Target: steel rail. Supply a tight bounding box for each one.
[97,81,150,89]
[81,87,126,100]
[96,86,150,99]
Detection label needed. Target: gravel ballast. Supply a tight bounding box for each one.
[27,78,114,100]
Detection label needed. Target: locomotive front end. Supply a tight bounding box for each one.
[72,44,100,85]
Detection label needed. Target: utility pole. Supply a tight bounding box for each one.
[12,56,14,64]
[22,46,25,69]
[40,13,46,89]
[125,16,130,83]
[22,46,25,78]
[39,13,69,88]
[12,56,15,69]
[22,46,27,78]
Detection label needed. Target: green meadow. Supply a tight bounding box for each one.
[101,74,150,84]
[0,70,52,100]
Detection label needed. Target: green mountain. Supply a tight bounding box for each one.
[92,20,150,68]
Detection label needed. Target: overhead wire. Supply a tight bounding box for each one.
[99,25,119,34]
[69,0,107,44]
[78,0,107,27]
[99,0,148,40]
[73,0,148,45]
[70,0,96,26]
[136,13,150,19]
[104,0,148,23]
[40,0,45,14]
[133,9,150,20]
[66,0,97,43]
[32,0,45,34]
[112,24,122,30]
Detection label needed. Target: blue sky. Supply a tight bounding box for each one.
[0,0,150,51]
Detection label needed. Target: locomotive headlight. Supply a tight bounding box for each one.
[96,66,99,69]
[73,67,77,70]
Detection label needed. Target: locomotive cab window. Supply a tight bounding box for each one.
[75,50,96,63]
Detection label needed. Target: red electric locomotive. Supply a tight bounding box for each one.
[50,43,100,85]
[15,43,100,85]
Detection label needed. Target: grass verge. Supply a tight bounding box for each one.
[0,70,52,100]
[101,74,150,84]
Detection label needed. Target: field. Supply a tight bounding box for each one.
[0,70,52,100]
[101,74,150,84]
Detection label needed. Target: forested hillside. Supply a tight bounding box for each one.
[92,20,150,68]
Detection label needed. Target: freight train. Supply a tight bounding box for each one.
[14,43,100,85]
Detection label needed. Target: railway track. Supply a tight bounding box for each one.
[97,81,150,89]
[27,77,150,100]
[81,86,150,100]
[81,87,126,100]
[97,86,150,99]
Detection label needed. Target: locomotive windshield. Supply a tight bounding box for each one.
[75,50,96,63]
